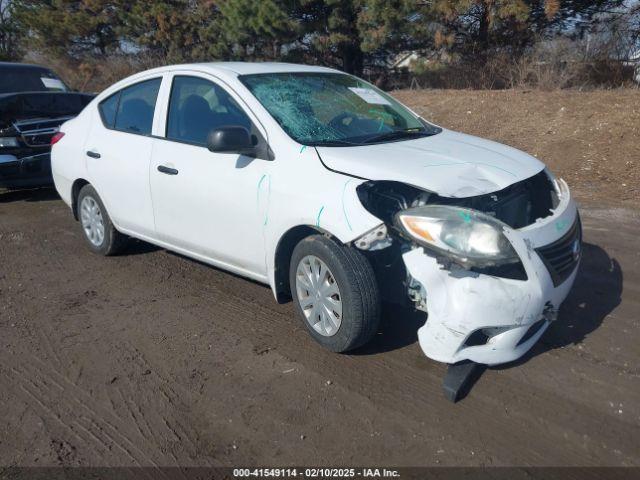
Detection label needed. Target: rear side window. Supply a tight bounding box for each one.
[98,93,119,128]
[98,78,162,135]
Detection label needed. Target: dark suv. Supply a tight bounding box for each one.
[0,62,94,189]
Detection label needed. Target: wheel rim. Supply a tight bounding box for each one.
[80,196,105,247]
[295,255,342,337]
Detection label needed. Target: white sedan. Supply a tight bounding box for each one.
[51,63,580,392]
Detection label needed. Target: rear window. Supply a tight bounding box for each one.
[0,65,68,94]
[98,78,162,135]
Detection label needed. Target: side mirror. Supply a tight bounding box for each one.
[207,126,255,155]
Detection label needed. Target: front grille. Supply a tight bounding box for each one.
[535,216,582,286]
[13,116,73,147]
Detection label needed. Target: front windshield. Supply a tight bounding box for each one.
[240,72,440,146]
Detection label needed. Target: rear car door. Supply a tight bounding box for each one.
[149,73,272,279]
[85,76,163,237]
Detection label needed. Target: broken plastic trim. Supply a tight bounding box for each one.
[443,361,485,403]
[353,224,393,251]
[355,173,557,279]
[356,170,558,230]
[406,273,427,311]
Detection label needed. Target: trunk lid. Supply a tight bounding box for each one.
[0,92,94,126]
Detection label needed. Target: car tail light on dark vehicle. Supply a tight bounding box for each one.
[50,132,65,145]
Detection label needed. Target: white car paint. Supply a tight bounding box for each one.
[317,129,546,198]
[51,62,579,366]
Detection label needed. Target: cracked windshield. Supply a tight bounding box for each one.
[241,72,440,146]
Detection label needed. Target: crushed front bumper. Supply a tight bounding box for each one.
[402,180,580,366]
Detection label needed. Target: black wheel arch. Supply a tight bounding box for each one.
[273,224,343,303]
[71,178,90,220]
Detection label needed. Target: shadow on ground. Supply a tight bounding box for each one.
[353,302,425,356]
[119,238,161,256]
[502,242,623,368]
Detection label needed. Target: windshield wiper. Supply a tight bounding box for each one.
[311,139,359,147]
[362,129,430,144]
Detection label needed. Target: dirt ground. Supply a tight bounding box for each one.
[0,90,639,468]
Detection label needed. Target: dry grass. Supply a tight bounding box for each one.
[403,55,635,91]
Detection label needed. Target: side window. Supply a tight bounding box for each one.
[166,76,252,146]
[98,78,162,134]
[99,92,119,128]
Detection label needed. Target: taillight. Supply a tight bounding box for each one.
[51,132,65,145]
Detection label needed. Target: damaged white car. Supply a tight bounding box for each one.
[51,63,581,399]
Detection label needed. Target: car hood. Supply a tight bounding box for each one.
[316,129,546,198]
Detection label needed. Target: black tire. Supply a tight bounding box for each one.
[77,184,127,256]
[289,234,381,352]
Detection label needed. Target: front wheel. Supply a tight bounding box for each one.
[289,235,381,352]
[77,184,126,255]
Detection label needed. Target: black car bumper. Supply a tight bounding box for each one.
[0,152,52,188]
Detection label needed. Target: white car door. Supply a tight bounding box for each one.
[85,76,164,237]
[149,73,272,280]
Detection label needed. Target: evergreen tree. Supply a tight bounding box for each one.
[0,0,23,60]
[427,0,627,58]
[117,0,218,63]
[12,0,121,59]
[214,0,298,60]
[7,0,632,75]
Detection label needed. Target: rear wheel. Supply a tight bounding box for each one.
[290,235,380,352]
[77,184,126,255]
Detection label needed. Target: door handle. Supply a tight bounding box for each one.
[86,150,101,159]
[157,165,179,175]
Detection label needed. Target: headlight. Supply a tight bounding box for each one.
[0,137,19,148]
[395,205,519,268]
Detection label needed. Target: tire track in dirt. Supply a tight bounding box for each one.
[3,359,174,476]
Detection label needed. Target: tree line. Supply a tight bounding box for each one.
[1,0,638,89]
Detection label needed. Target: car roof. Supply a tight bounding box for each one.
[203,62,339,75]
[157,62,341,76]
[98,62,346,99]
